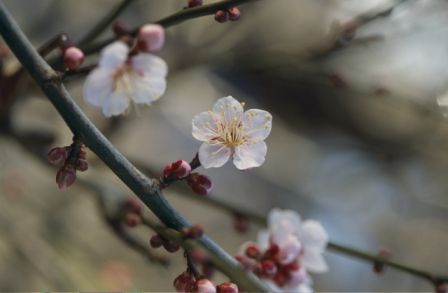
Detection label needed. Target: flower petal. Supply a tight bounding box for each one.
[83,68,113,107]
[101,92,129,117]
[212,96,244,122]
[301,248,328,273]
[99,41,129,69]
[132,76,166,104]
[233,141,267,170]
[300,220,329,251]
[256,230,270,251]
[131,53,168,77]
[243,109,272,142]
[199,143,231,168]
[268,208,302,231]
[192,111,222,142]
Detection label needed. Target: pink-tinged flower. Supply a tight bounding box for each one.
[163,160,192,179]
[83,41,167,117]
[194,278,216,293]
[138,24,165,52]
[217,282,238,293]
[192,96,272,170]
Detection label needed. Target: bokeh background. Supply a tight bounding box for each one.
[1,0,448,291]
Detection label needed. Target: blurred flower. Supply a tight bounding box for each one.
[83,41,167,117]
[137,24,165,52]
[192,96,272,169]
[236,208,328,293]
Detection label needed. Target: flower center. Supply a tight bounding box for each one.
[112,63,142,100]
[218,117,245,148]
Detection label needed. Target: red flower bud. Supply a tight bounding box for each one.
[56,165,76,190]
[181,224,204,240]
[245,243,261,259]
[47,147,68,166]
[150,234,164,248]
[228,7,241,21]
[187,173,213,195]
[124,212,142,227]
[217,282,238,293]
[113,20,129,37]
[190,248,208,264]
[174,271,195,292]
[233,214,250,234]
[75,158,88,172]
[163,241,181,253]
[163,160,192,179]
[63,46,84,71]
[188,0,203,7]
[214,10,229,23]
[124,197,142,214]
[259,259,277,277]
[194,278,216,293]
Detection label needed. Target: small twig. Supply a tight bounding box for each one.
[189,153,201,171]
[185,250,202,279]
[77,0,136,47]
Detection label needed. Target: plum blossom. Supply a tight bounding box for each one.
[192,96,272,170]
[236,208,328,293]
[83,40,167,117]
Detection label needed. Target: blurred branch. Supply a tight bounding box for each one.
[78,0,136,47]
[81,0,260,56]
[0,2,267,291]
[135,162,448,286]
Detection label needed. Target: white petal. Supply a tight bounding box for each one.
[212,96,244,122]
[301,248,328,273]
[276,236,302,264]
[268,208,302,230]
[131,53,168,77]
[192,111,222,142]
[101,92,129,117]
[99,41,129,69]
[83,68,113,107]
[243,109,272,142]
[198,143,231,168]
[301,220,329,251]
[256,230,270,251]
[233,141,267,170]
[132,76,166,104]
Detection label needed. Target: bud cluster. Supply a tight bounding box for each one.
[121,198,143,227]
[48,138,88,190]
[181,224,204,240]
[173,271,238,293]
[161,160,213,195]
[214,7,241,23]
[150,234,181,253]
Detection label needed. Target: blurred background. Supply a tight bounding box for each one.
[1,0,448,291]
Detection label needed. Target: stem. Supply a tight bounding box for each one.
[77,0,135,47]
[81,0,260,56]
[0,2,267,291]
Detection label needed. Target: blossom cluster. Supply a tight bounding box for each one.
[236,209,328,293]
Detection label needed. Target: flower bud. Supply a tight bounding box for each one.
[150,234,164,248]
[63,46,84,70]
[373,248,392,274]
[233,214,250,234]
[124,197,143,214]
[174,271,195,292]
[138,24,165,52]
[163,240,181,253]
[228,7,241,21]
[259,259,277,277]
[75,158,88,172]
[56,165,76,190]
[214,10,229,23]
[194,278,216,293]
[235,255,257,271]
[124,212,142,227]
[113,20,129,37]
[188,0,203,7]
[181,224,204,240]
[245,243,261,259]
[187,173,213,195]
[163,160,192,179]
[47,147,68,166]
[217,282,238,293]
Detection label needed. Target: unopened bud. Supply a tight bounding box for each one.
[63,46,84,70]
[75,158,88,172]
[113,20,129,37]
[124,197,142,214]
[228,7,241,21]
[181,224,204,240]
[187,173,213,195]
[194,278,216,293]
[259,259,277,277]
[245,243,261,259]
[214,10,229,23]
[190,248,208,264]
[373,248,392,274]
[138,24,165,52]
[163,240,180,253]
[124,212,142,227]
[56,165,76,190]
[163,160,191,179]
[174,271,195,292]
[217,282,238,293]
[233,214,250,234]
[47,147,68,166]
[188,0,203,7]
[150,234,164,248]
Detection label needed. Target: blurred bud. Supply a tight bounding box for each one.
[47,147,68,166]
[233,214,250,234]
[214,10,229,23]
[217,282,238,293]
[181,224,204,240]
[63,46,84,70]
[194,278,216,293]
[245,243,261,259]
[436,283,447,293]
[124,212,142,227]
[150,234,164,248]
[75,158,88,172]
[188,0,203,7]
[174,271,195,292]
[190,248,208,264]
[264,243,280,259]
[56,165,76,190]
[138,24,165,52]
[228,7,241,21]
[124,197,142,214]
[187,173,213,195]
[113,20,129,37]
[235,255,257,271]
[373,248,392,274]
[163,240,181,253]
[163,160,191,179]
[259,259,277,277]
[202,261,215,279]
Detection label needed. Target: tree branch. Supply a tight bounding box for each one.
[0,2,267,291]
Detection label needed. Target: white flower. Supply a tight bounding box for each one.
[260,208,329,274]
[83,41,167,117]
[192,96,272,170]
